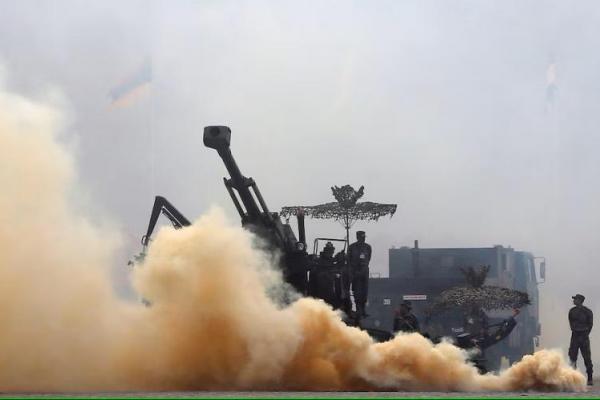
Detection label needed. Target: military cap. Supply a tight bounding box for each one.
[572,294,586,302]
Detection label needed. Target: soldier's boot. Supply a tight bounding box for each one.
[587,372,593,386]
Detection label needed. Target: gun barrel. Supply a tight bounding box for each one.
[203,126,261,219]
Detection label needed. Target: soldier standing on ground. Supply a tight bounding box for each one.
[568,294,594,386]
[393,300,420,333]
[348,230,371,317]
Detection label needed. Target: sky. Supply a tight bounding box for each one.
[1,0,600,365]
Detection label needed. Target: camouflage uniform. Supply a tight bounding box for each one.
[568,300,593,381]
[348,234,371,317]
[393,312,420,333]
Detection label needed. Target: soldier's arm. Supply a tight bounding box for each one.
[589,309,594,333]
[482,316,517,349]
[569,308,575,331]
[347,243,354,263]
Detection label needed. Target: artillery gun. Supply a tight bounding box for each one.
[137,126,386,332]
[202,126,309,294]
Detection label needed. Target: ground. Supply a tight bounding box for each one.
[2,381,599,399]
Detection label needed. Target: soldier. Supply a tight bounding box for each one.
[568,294,593,386]
[393,300,420,333]
[464,307,490,336]
[348,230,372,317]
[310,241,338,307]
[320,241,335,260]
[456,308,520,374]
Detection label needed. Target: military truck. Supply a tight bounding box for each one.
[363,241,546,370]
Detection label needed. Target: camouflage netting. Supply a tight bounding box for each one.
[281,201,397,222]
[428,266,530,317]
[280,185,397,223]
[429,285,531,315]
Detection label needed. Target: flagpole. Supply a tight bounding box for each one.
[148,89,156,196]
[148,58,155,197]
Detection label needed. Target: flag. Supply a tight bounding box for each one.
[109,57,152,107]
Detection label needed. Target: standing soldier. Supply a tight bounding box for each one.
[393,300,420,333]
[348,230,372,318]
[568,294,593,386]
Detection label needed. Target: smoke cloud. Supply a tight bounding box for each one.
[0,83,127,391]
[3,0,600,371]
[0,85,587,393]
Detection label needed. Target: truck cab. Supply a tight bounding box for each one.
[364,243,544,370]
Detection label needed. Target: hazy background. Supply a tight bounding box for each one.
[1,0,599,368]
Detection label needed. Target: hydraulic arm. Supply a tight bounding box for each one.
[141,195,191,247]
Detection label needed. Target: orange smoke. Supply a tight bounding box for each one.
[0,84,587,393]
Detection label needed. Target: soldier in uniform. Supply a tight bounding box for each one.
[320,241,335,260]
[348,230,372,317]
[456,308,520,373]
[393,300,420,333]
[568,294,594,386]
[310,242,338,307]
